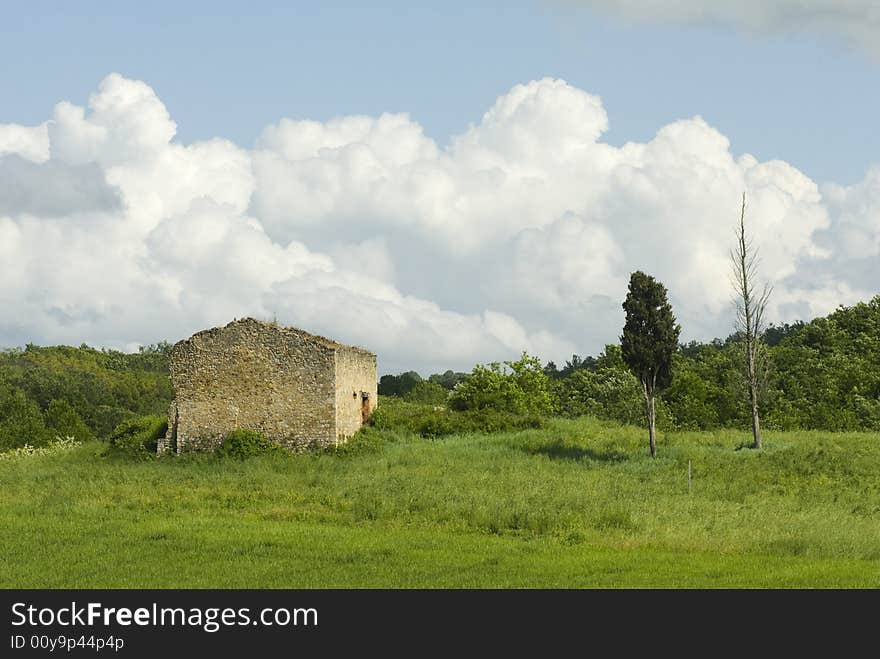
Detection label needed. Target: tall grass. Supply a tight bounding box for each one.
[1,415,877,587]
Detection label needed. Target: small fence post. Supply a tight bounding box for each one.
[688,459,692,494]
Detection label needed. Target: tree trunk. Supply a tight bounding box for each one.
[642,381,656,458]
[749,366,762,449]
[751,399,762,449]
[746,342,762,449]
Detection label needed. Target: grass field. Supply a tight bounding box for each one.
[1,415,878,588]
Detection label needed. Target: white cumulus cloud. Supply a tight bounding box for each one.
[0,122,49,162]
[0,73,876,374]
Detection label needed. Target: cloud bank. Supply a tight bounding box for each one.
[0,74,876,373]
[564,1,880,57]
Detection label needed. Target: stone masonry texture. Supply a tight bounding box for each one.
[158,318,377,454]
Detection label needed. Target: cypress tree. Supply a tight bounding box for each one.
[620,271,681,458]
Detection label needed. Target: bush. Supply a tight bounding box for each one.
[454,408,545,435]
[0,386,49,451]
[327,426,390,456]
[108,415,167,459]
[92,406,137,441]
[554,367,673,429]
[449,353,554,416]
[215,429,281,460]
[403,381,449,405]
[370,398,545,437]
[45,399,94,442]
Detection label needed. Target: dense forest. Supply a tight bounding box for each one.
[0,343,172,451]
[0,296,877,452]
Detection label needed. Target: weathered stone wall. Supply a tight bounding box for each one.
[160,318,339,453]
[334,345,378,443]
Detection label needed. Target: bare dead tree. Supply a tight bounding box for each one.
[730,192,772,449]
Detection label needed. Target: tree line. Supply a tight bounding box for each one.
[0,294,876,454]
[379,294,878,443]
[0,343,172,451]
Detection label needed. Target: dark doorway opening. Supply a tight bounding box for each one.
[361,392,371,424]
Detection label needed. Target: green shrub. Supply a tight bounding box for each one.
[45,399,94,442]
[368,399,437,434]
[92,406,137,440]
[449,353,554,416]
[555,368,642,422]
[215,429,281,460]
[554,367,673,429]
[403,381,449,405]
[370,398,545,437]
[0,385,49,451]
[459,408,545,434]
[108,415,167,459]
[327,426,390,456]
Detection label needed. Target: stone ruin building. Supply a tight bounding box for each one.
[158,318,377,454]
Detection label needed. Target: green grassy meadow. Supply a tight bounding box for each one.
[1,416,878,588]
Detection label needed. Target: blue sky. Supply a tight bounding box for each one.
[0,1,877,372]
[3,0,877,184]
